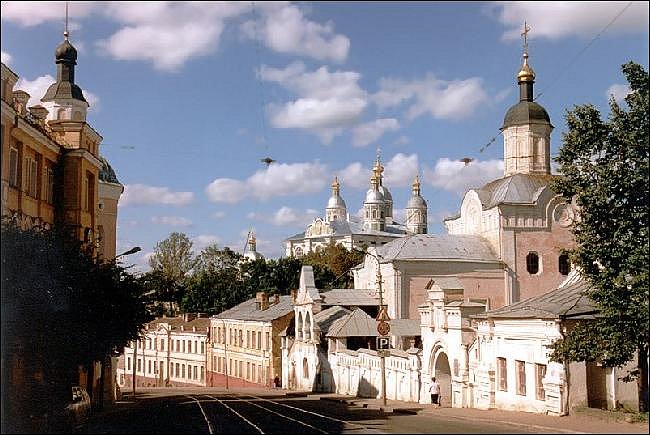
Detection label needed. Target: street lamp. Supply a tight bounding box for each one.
[354,247,389,407]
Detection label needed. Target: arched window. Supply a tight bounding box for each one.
[303,357,309,379]
[526,252,539,274]
[304,312,312,341]
[559,254,570,275]
[297,312,304,341]
[372,209,377,219]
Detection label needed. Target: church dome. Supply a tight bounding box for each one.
[327,195,346,209]
[99,156,121,184]
[407,195,427,209]
[502,101,551,130]
[378,185,392,202]
[55,39,77,63]
[365,188,384,204]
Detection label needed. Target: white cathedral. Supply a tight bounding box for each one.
[284,156,428,257]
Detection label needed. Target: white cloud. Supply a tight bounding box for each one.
[212,211,227,219]
[393,135,410,146]
[352,118,400,147]
[127,250,154,274]
[1,1,96,27]
[241,2,350,63]
[260,62,368,143]
[383,153,419,187]
[192,234,221,252]
[205,161,329,203]
[1,51,12,65]
[606,83,632,105]
[150,216,193,227]
[338,162,372,189]
[423,158,504,195]
[490,2,649,41]
[373,74,490,121]
[97,2,250,72]
[15,74,100,111]
[249,206,319,227]
[120,184,195,206]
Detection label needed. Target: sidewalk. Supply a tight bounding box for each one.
[311,393,649,434]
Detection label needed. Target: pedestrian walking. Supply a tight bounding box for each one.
[430,377,440,407]
[273,376,281,388]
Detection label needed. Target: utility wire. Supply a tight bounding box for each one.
[479,2,634,154]
[533,1,634,102]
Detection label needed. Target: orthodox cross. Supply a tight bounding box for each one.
[521,21,531,53]
[64,1,69,39]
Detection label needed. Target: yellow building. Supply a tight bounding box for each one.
[1,30,123,416]
[208,293,294,388]
[1,32,121,258]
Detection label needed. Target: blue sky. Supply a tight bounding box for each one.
[2,1,648,271]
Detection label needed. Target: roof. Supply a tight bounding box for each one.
[326,308,420,338]
[320,288,379,307]
[376,234,499,263]
[99,156,120,184]
[475,173,557,210]
[501,100,552,129]
[478,275,598,320]
[284,216,408,242]
[148,316,211,334]
[313,306,352,335]
[214,295,294,322]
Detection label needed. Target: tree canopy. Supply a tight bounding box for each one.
[550,61,648,411]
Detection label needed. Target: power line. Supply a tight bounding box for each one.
[533,1,634,102]
[479,2,635,154]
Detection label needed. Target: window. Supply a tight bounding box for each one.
[239,361,243,378]
[175,363,180,377]
[161,339,165,351]
[83,172,94,212]
[194,366,197,380]
[238,330,243,347]
[9,146,19,188]
[153,361,158,375]
[182,340,185,353]
[182,364,185,379]
[201,342,204,354]
[252,364,256,382]
[25,156,38,198]
[247,331,251,348]
[176,340,180,352]
[188,340,192,353]
[257,332,261,350]
[194,340,198,353]
[265,332,270,350]
[160,361,164,377]
[137,359,141,373]
[43,164,54,204]
[201,366,204,381]
[526,252,539,274]
[535,364,546,400]
[252,331,256,349]
[559,254,570,275]
[127,357,131,371]
[148,360,151,374]
[516,360,526,396]
[247,362,251,380]
[497,357,507,391]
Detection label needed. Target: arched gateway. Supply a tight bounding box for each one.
[430,348,452,407]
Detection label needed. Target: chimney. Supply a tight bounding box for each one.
[290,289,297,304]
[273,294,280,305]
[28,105,48,123]
[12,90,30,115]
[183,313,197,322]
[256,292,269,311]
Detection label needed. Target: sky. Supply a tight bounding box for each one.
[2,1,648,272]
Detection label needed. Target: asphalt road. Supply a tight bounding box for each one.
[85,388,546,434]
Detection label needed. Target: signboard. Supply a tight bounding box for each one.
[376,305,390,322]
[377,321,390,336]
[376,336,390,350]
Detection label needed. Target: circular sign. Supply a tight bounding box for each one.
[377,321,390,336]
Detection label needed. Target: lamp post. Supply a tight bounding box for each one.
[116,246,141,259]
[355,248,388,407]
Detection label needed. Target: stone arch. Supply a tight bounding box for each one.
[297,311,304,341]
[304,311,312,341]
[431,348,452,407]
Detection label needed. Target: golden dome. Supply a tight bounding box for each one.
[517,52,535,82]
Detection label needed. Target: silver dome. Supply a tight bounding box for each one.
[365,188,385,203]
[407,195,427,209]
[327,195,347,209]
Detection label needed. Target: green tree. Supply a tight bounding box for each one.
[1,218,152,431]
[302,242,364,288]
[550,62,648,411]
[148,232,195,308]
